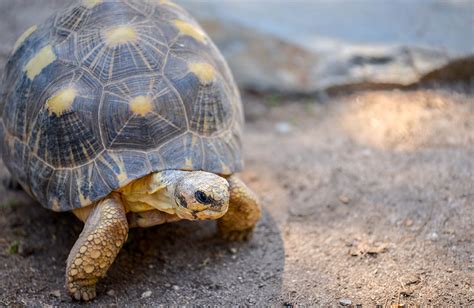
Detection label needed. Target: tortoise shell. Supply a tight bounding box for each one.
[0,0,243,212]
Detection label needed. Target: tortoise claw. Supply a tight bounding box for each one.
[219,227,255,242]
[68,281,97,301]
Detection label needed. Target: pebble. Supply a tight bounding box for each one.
[275,122,293,134]
[49,290,60,298]
[229,247,238,254]
[165,283,171,288]
[141,290,152,299]
[404,218,414,227]
[427,232,439,241]
[107,289,116,296]
[339,298,352,306]
[172,285,180,291]
[339,195,350,204]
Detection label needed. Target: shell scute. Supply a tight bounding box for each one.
[26,69,104,168]
[165,54,234,137]
[157,132,204,171]
[102,74,188,151]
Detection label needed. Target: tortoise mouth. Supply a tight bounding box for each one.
[176,204,228,221]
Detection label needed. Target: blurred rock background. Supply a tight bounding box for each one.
[1,0,473,94]
[178,0,474,93]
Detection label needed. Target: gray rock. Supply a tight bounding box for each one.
[177,0,474,93]
[0,0,472,95]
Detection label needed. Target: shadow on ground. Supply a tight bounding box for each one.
[0,192,284,306]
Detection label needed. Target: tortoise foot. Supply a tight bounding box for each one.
[67,281,97,301]
[219,227,255,241]
[217,175,261,242]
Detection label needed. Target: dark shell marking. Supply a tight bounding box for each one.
[0,0,243,211]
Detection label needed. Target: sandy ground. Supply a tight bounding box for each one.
[1,86,473,306]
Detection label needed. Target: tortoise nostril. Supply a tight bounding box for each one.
[177,195,188,208]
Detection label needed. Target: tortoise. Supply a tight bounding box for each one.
[0,0,261,301]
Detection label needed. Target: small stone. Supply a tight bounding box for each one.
[402,274,420,286]
[275,122,293,134]
[400,287,414,297]
[107,289,116,296]
[339,195,350,204]
[339,298,352,306]
[172,285,180,291]
[427,232,439,241]
[165,283,171,288]
[443,228,455,235]
[229,247,238,254]
[49,289,61,298]
[141,290,152,298]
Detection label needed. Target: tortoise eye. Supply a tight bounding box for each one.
[195,191,212,204]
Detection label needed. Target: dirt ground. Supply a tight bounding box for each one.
[0,84,473,306]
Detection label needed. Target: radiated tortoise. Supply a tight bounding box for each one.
[0,0,261,301]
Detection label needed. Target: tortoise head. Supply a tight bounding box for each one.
[173,171,230,220]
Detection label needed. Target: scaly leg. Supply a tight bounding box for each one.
[218,175,261,241]
[66,193,128,301]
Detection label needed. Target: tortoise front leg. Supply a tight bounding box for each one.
[66,193,128,301]
[218,175,261,241]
